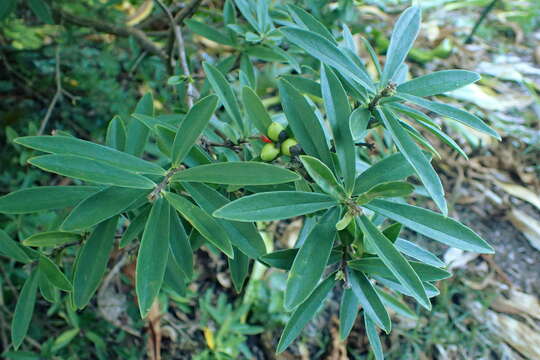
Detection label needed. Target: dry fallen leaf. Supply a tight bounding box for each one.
[470,302,540,359]
[492,289,540,321]
[444,248,479,270]
[494,181,540,211]
[507,208,540,251]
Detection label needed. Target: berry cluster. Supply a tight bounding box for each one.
[260,122,300,161]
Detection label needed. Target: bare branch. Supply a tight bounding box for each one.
[38,45,62,135]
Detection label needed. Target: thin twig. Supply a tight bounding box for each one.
[154,0,199,106]
[464,0,499,44]
[38,46,62,135]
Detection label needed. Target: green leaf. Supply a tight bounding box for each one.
[38,255,72,291]
[15,135,165,175]
[119,206,151,248]
[365,199,494,253]
[348,269,391,332]
[39,270,58,303]
[171,95,219,166]
[281,75,322,98]
[364,314,384,360]
[276,274,336,353]
[164,253,187,296]
[23,231,81,247]
[259,248,341,270]
[357,215,430,309]
[353,153,416,195]
[376,288,418,320]
[394,238,445,267]
[349,107,370,141]
[380,6,421,85]
[28,154,156,189]
[164,192,234,258]
[0,229,31,263]
[285,207,340,310]
[0,186,100,214]
[105,115,126,151]
[397,70,480,97]
[228,247,249,292]
[28,0,53,24]
[136,198,170,318]
[126,92,154,157]
[11,271,39,350]
[287,4,335,43]
[183,182,266,258]
[203,62,244,133]
[339,287,360,340]
[241,86,272,134]
[361,37,382,77]
[320,66,356,193]
[169,209,193,279]
[62,187,148,231]
[186,19,236,46]
[397,93,500,139]
[376,107,447,215]
[172,162,300,185]
[278,79,335,170]
[299,155,344,199]
[356,181,414,205]
[213,191,338,222]
[0,0,17,21]
[73,217,118,309]
[280,27,374,91]
[349,258,451,282]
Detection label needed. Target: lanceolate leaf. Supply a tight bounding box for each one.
[287,4,336,43]
[23,231,81,247]
[15,136,164,175]
[203,62,245,133]
[376,107,447,215]
[228,247,249,292]
[365,199,494,253]
[11,270,39,350]
[213,191,338,222]
[164,192,234,258]
[285,207,340,310]
[0,229,31,263]
[28,154,156,189]
[348,257,451,282]
[38,255,72,291]
[171,95,219,166]
[357,215,430,310]
[119,206,151,248]
[241,86,272,134]
[126,92,154,157]
[356,181,414,204]
[106,115,127,151]
[0,186,100,214]
[339,287,360,340]
[353,153,416,195]
[299,155,345,200]
[280,27,374,91]
[349,269,391,333]
[73,217,118,309]
[364,314,384,360]
[183,182,266,258]
[169,209,193,279]
[62,187,148,231]
[136,198,170,318]
[259,248,342,270]
[186,19,236,46]
[278,79,335,170]
[397,92,500,139]
[172,162,300,185]
[277,274,336,354]
[394,238,445,267]
[320,65,356,193]
[397,70,480,97]
[380,6,421,85]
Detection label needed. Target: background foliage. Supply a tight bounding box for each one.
[1,0,540,359]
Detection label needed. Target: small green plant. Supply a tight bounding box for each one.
[0,2,499,358]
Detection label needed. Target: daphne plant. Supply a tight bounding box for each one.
[0,2,498,358]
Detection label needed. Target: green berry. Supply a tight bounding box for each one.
[281,138,298,156]
[261,143,280,162]
[267,122,285,142]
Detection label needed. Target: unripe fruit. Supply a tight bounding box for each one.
[281,138,298,156]
[261,143,280,162]
[267,122,285,142]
